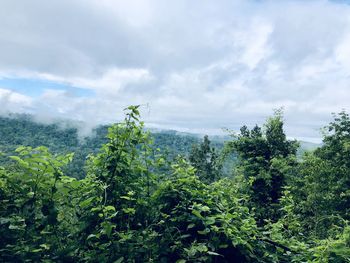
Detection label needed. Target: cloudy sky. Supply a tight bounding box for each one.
[0,0,350,141]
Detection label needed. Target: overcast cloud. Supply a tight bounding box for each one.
[0,0,350,141]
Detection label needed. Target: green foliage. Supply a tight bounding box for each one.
[152,164,256,262]
[0,107,349,262]
[229,110,299,223]
[0,145,78,261]
[189,135,222,183]
[0,114,231,179]
[315,111,350,219]
[286,111,350,241]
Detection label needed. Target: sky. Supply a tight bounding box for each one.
[1,0,350,142]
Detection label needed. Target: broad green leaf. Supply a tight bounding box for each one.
[192,210,203,219]
[80,197,94,208]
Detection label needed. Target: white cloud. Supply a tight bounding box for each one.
[235,19,273,70]
[0,88,33,114]
[1,0,350,141]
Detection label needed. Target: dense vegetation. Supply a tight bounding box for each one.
[0,106,349,262]
[0,115,230,179]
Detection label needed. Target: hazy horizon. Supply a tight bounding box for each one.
[0,110,323,144]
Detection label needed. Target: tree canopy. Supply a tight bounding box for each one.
[0,107,349,262]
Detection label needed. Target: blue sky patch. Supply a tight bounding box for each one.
[0,77,95,98]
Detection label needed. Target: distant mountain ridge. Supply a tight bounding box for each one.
[147,127,321,153]
[0,114,321,178]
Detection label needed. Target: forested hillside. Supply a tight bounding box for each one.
[0,114,317,179]
[0,115,227,178]
[0,107,348,262]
